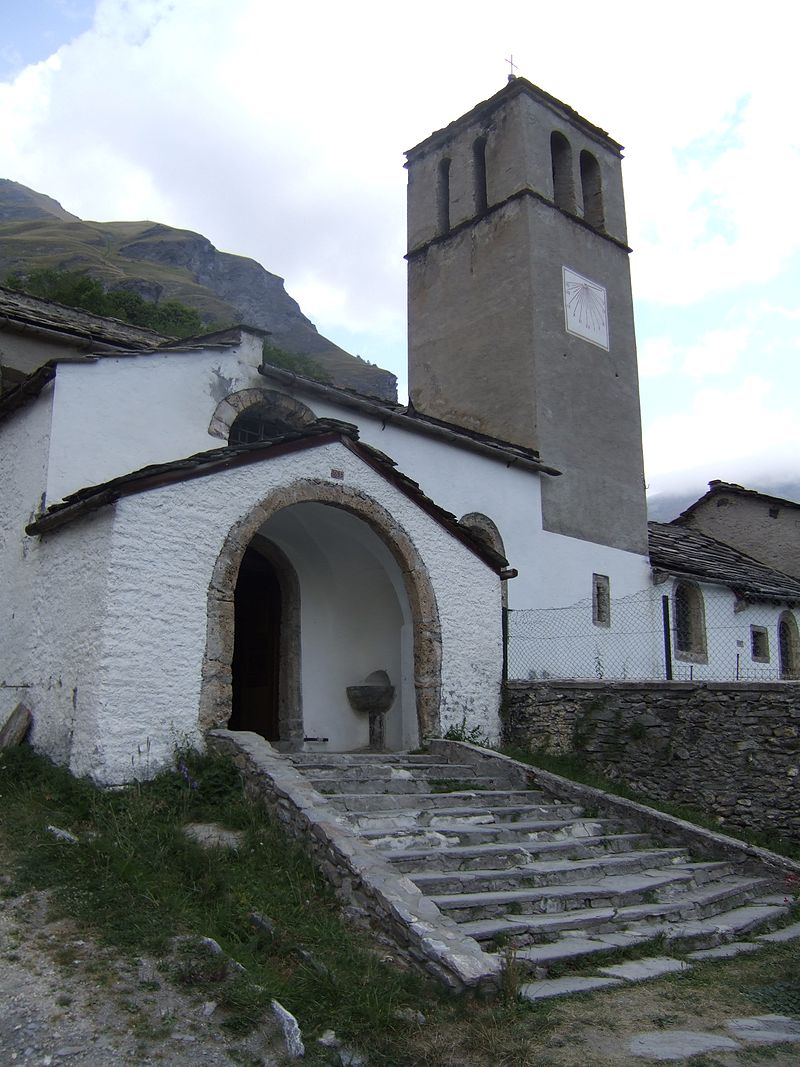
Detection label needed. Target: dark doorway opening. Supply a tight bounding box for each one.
[230,546,282,740]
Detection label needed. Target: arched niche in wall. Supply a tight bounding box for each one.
[473,135,488,215]
[580,149,605,230]
[778,610,800,679]
[673,581,707,662]
[201,479,444,745]
[550,131,575,213]
[208,388,317,443]
[437,157,452,235]
[460,512,508,610]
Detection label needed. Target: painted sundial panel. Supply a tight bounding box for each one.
[562,267,609,350]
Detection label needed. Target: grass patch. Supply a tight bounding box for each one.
[0,744,562,1065]
[500,746,800,863]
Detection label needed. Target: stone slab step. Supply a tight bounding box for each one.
[520,975,622,1001]
[496,933,646,969]
[430,867,707,920]
[325,790,552,812]
[630,903,791,948]
[381,833,656,873]
[360,816,630,846]
[406,848,692,894]
[304,762,481,781]
[343,802,585,831]
[456,886,782,946]
[288,753,441,766]
[756,919,800,943]
[309,774,512,796]
[688,942,763,961]
[598,956,690,982]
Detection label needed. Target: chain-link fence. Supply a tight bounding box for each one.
[507,586,797,683]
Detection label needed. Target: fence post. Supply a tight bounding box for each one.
[502,606,509,684]
[661,595,673,681]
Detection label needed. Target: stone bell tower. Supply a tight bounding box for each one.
[406,77,648,554]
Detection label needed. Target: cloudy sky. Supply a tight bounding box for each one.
[1,0,798,505]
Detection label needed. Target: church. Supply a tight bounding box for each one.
[2,78,797,784]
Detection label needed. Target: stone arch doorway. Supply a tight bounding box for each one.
[201,480,442,749]
[229,536,302,743]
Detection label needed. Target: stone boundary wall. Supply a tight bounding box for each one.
[429,739,800,881]
[502,681,800,843]
[208,729,499,993]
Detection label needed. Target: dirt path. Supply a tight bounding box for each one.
[0,882,284,1066]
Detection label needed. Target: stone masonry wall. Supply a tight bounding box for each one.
[503,681,800,843]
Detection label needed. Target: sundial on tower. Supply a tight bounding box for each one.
[563,266,609,350]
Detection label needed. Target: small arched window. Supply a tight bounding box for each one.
[229,404,296,445]
[580,150,605,230]
[673,582,707,660]
[550,131,574,212]
[778,611,800,679]
[437,157,451,235]
[473,136,488,215]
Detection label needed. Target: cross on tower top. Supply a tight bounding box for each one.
[505,54,518,81]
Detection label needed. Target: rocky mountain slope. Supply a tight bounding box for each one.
[0,180,396,400]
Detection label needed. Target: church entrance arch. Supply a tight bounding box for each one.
[200,480,442,750]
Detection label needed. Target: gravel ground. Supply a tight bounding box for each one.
[0,880,286,1066]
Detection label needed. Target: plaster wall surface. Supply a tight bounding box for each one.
[0,388,114,764]
[45,334,265,503]
[66,440,501,783]
[0,390,53,727]
[683,495,800,579]
[668,581,799,684]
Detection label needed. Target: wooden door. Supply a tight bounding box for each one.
[230,547,281,740]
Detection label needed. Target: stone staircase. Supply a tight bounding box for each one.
[286,744,799,1001]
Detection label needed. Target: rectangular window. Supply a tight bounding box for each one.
[592,574,611,627]
[751,625,770,663]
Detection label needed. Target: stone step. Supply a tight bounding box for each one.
[288,752,441,766]
[485,902,790,975]
[406,848,694,894]
[325,789,552,812]
[381,833,656,873]
[308,774,513,796]
[342,801,585,832]
[304,761,482,781]
[628,902,791,949]
[458,882,780,946]
[430,866,745,922]
[360,816,632,847]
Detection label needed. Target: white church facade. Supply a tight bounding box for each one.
[2,78,798,784]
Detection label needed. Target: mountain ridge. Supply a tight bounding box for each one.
[0,180,396,400]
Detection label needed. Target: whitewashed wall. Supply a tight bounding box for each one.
[0,389,53,729]
[41,339,653,635]
[61,439,502,783]
[669,581,799,683]
[0,386,115,761]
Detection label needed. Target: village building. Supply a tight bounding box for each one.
[675,480,800,581]
[2,77,799,785]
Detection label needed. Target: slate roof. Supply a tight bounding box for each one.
[0,284,167,350]
[25,419,511,574]
[676,480,800,521]
[648,521,800,604]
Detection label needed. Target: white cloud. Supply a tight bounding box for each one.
[1,0,799,486]
[644,375,800,492]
